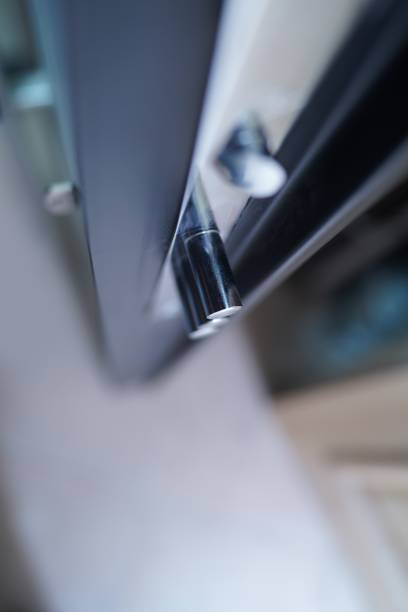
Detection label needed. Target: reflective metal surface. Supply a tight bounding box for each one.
[185,230,242,320]
[216,113,286,197]
[44,181,78,215]
[172,237,219,340]
[173,175,242,336]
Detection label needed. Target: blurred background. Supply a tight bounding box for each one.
[1,1,408,611]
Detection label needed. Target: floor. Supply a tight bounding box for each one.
[0,128,370,612]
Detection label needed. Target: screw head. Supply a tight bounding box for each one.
[216,114,287,198]
[44,182,78,215]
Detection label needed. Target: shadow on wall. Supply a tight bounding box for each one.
[0,470,44,611]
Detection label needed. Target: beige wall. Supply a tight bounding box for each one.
[279,368,408,612]
[0,127,370,612]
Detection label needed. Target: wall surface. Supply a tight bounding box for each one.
[0,128,370,612]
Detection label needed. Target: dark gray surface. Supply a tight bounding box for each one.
[35,0,222,379]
